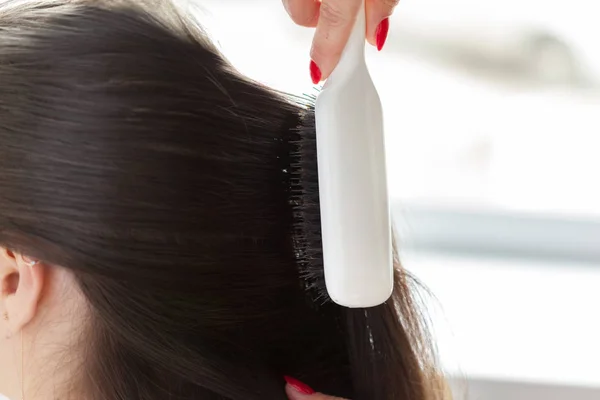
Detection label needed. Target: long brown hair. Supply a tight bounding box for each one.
[0,1,445,399]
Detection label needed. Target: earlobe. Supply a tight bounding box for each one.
[0,247,46,332]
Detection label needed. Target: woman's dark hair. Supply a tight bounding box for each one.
[0,1,445,399]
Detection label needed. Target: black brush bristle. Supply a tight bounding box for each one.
[286,94,331,306]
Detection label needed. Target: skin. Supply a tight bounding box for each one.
[0,248,86,400]
[282,0,401,80]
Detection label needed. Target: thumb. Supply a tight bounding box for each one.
[285,377,348,400]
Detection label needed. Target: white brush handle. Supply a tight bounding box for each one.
[315,0,393,308]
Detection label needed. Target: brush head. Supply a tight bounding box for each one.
[314,86,393,308]
[312,1,393,308]
[289,92,393,309]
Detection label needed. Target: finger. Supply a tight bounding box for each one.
[285,384,348,400]
[366,0,399,50]
[310,0,362,81]
[283,0,321,28]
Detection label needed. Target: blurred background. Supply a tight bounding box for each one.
[192,0,600,399]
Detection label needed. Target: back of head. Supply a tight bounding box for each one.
[0,1,444,399]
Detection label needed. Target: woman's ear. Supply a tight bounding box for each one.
[0,247,46,333]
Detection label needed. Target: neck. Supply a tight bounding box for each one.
[20,273,87,400]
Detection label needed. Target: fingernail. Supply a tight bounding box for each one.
[309,60,322,84]
[284,376,315,395]
[376,18,390,51]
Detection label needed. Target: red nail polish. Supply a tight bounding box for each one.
[376,18,390,51]
[309,60,322,84]
[284,376,315,395]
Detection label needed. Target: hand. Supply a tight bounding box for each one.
[282,0,400,83]
[285,377,349,400]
